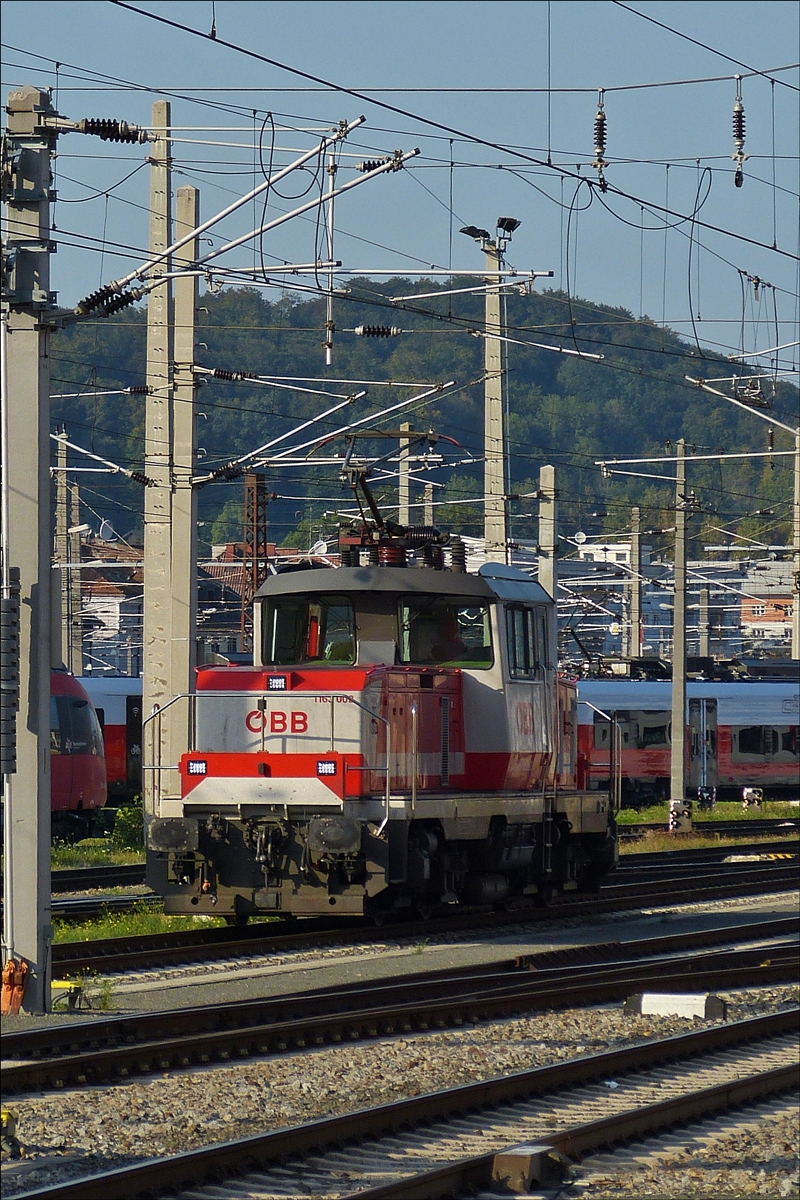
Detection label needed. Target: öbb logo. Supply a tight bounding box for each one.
[245,710,309,734]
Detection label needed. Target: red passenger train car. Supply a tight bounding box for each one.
[576,679,799,804]
[80,676,143,801]
[50,670,107,837]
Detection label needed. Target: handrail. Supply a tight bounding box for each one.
[410,701,418,814]
[142,690,393,833]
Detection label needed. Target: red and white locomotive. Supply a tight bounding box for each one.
[145,553,616,920]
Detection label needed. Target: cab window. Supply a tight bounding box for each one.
[506,606,547,678]
[262,595,355,666]
[50,695,104,756]
[399,597,492,668]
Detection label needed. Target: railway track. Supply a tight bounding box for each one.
[4,816,793,894]
[12,1009,798,1200]
[38,837,794,925]
[47,841,799,976]
[0,863,146,895]
[6,914,797,1096]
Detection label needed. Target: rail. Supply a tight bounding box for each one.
[11,1010,798,1200]
[142,690,392,831]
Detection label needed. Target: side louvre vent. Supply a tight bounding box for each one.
[440,696,450,785]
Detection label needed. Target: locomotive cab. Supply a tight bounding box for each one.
[146,562,616,918]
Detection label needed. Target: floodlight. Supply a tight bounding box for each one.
[459,225,490,241]
[496,216,521,234]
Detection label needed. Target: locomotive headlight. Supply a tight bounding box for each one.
[268,675,288,691]
[317,760,337,777]
[186,760,208,776]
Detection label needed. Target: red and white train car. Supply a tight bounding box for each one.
[576,679,800,803]
[145,562,616,920]
[80,676,143,801]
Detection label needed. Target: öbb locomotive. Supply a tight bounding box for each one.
[145,557,617,920]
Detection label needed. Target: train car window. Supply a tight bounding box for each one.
[262,595,355,666]
[399,597,492,668]
[50,696,63,754]
[51,696,104,756]
[780,727,798,756]
[636,712,671,749]
[506,606,546,678]
[593,712,633,748]
[737,726,766,756]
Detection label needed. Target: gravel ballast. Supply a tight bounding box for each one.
[1,984,797,1197]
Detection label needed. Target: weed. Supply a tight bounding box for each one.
[616,800,798,825]
[413,937,430,954]
[51,839,143,869]
[110,798,144,851]
[95,977,115,1011]
[53,900,226,943]
[619,829,799,855]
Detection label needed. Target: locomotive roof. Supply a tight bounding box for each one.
[255,565,495,600]
[254,562,552,604]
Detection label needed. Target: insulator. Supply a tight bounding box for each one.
[404,525,439,545]
[355,158,389,173]
[368,546,380,566]
[127,385,151,395]
[421,543,444,569]
[354,325,400,338]
[731,79,747,188]
[339,545,354,567]
[78,118,148,144]
[594,109,607,160]
[211,462,245,483]
[74,283,119,315]
[212,368,258,382]
[732,100,745,148]
[378,544,406,568]
[100,288,143,316]
[449,536,466,573]
[128,471,153,487]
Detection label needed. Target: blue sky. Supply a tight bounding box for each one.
[3,1,798,364]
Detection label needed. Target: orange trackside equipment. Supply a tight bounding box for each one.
[1,959,28,1016]
[9,959,28,1016]
[1,959,16,1015]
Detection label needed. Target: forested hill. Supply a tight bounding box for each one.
[50,281,796,557]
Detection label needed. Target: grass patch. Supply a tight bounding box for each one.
[620,829,799,855]
[616,801,799,825]
[51,839,145,869]
[53,899,227,943]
